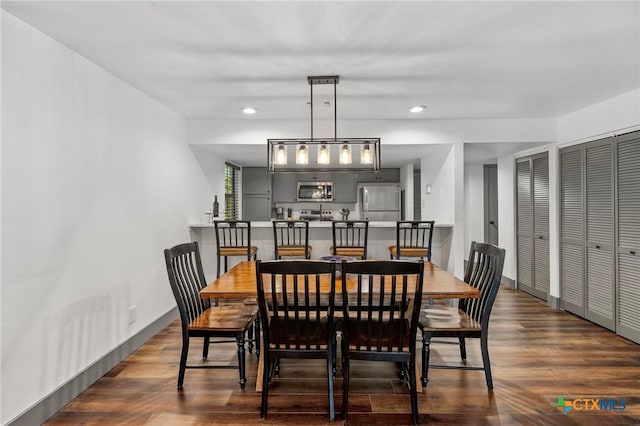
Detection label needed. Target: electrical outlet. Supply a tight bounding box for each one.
[129,306,137,325]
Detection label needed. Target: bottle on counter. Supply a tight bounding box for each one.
[213,195,219,218]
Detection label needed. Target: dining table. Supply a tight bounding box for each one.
[200,260,480,392]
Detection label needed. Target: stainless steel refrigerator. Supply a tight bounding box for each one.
[359,184,401,221]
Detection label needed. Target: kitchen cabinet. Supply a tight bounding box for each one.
[243,167,271,195]
[333,172,357,202]
[242,167,271,220]
[242,195,271,221]
[272,173,297,202]
[357,168,400,183]
[296,172,332,182]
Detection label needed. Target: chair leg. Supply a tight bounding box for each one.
[409,355,419,426]
[459,336,467,362]
[177,334,190,390]
[247,325,254,354]
[202,336,210,359]
[342,351,350,421]
[216,255,221,278]
[421,333,431,387]
[327,350,335,420]
[224,256,228,274]
[481,332,493,389]
[254,316,261,357]
[236,334,247,389]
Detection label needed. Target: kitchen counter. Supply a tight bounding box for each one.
[189,221,454,278]
[190,221,454,228]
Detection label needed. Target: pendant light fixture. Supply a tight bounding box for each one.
[268,76,380,172]
[296,143,308,164]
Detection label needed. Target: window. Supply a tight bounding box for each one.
[224,162,240,220]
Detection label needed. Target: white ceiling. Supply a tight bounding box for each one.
[3,1,639,166]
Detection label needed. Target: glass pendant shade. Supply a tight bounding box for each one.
[339,144,352,164]
[317,143,330,164]
[360,143,373,164]
[274,143,287,165]
[296,144,309,164]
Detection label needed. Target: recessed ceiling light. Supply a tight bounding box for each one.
[409,105,426,113]
[242,107,257,114]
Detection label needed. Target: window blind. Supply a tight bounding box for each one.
[224,162,240,220]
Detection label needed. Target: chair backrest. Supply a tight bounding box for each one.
[214,220,253,258]
[395,220,435,261]
[164,242,211,330]
[332,220,369,259]
[256,260,337,351]
[272,220,310,258]
[459,241,506,326]
[341,260,425,353]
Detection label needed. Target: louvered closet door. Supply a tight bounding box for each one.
[559,146,585,316]
[585,139,615,331]
[516,158,534,295]
[616,134,640,343]
[532,154,550,299]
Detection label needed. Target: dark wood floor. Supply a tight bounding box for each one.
[45,287,640,425]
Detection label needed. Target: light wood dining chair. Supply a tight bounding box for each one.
[330,220,369,259]
[418,241,506,389]
[255,259,338,420]
[272,220,312,259]
[163,242,257,389]
[214,220,258,278]
[389,220,435,261]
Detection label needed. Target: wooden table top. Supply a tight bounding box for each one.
[200,261,479,300]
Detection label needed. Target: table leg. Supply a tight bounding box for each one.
[415,360,422,392]
[255,332,265,392]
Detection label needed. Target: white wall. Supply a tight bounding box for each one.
[497,154,516,281]
[189,117,556,146]
[1,12,215,424]
[400,163,414,220]
[464,163,485,249]
[557,89,640,144]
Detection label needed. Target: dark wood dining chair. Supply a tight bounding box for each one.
[330,220,369,259]
[389,220,435,261]
[341,259,425,425]
[214,220,258,278]
[255,259,338,420]
[418,241,506,389]
[272,220,312,259]
[163,242,257,389]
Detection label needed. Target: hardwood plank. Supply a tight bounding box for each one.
[44,287,640,425]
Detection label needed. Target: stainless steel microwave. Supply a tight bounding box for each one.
[297,181,333,202]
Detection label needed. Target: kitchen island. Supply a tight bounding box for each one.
[189,221,454,279]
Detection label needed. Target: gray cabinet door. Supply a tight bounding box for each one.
[242,194,271,221]
[616,134,640,343]
[357,168,399,183]
[272,173,297,202]
[560,145,585,316]
[334,173,357,202]
[585,139,615,330]
[243,167,271,195]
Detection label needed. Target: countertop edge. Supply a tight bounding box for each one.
[190,221,454,229]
